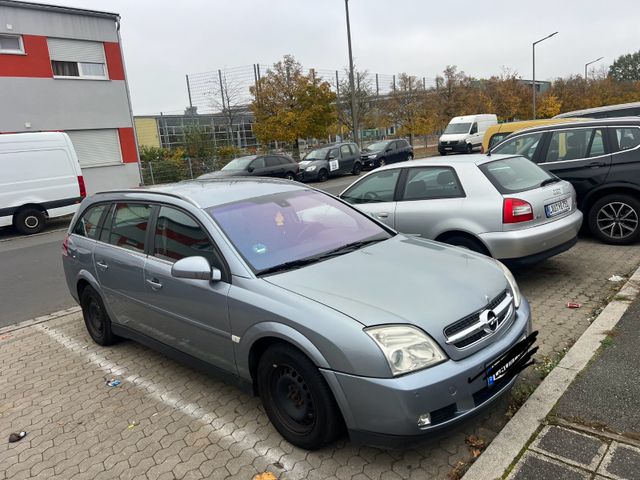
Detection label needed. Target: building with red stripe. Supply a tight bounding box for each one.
[0,0,141,193]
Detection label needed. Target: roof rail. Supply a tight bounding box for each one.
[93,189,198,207]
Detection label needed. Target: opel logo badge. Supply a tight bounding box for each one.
[479,309,498,333]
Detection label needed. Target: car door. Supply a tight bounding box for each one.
[340,144,355,173]
[141,205,235,373]
[327,147,341,176]
[606,125,640,187]
[264,155,286,178]
[93,202,152,327]
[249,156,267,176]
[537,127,612,203]
[339,169,401,227]
[394,166,466,239]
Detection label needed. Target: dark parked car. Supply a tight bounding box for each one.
[361,139,413,169]
[199,154,299,181]
[299,142,361,182]
[491,118,640,245]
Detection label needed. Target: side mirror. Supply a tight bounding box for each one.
[171,256,221,282]
[247,166,255,173]
[385,147,392,152]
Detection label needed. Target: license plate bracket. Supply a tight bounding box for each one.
[545,198,571,218]
[485,331,539,387]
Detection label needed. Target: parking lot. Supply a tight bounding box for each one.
[1,229,639,479]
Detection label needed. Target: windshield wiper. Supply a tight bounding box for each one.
[256,238,386,276]
[540,178,561,187]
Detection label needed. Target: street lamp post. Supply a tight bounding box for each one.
[584,56,604,81]
[532,31,558,119]
[344,0,359,147]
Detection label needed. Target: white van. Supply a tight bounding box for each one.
[438,114,498,155]
[0,132,85,234]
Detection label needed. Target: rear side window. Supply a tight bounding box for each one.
[401,167,464,200]
[73,204,108,239]
[341,169,400,204]
[103,203,152,253]
[612,127,640,152]
[265,156,281,167]
[492,132,543,161]
[479,156,554,194]
[340,145,351,157]
[153,206,220,267]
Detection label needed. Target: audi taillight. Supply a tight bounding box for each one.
[503,198,533,224]
[78,175,86,198]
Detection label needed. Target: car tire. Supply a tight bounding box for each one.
[284,171,296,181]
[317,169,328,182]
[588,194,640,245]
[14,207,46,235]
[81,286,118,346]
[257,343,343,450]
[466,144,473,154]
[444,235,488,255]
[407,153,413,161]
[352,162,362,175]
[378,158,386,167]
[439,150,447,156]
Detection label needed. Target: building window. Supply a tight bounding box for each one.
[0,34,24,54]
[47,38,108,80]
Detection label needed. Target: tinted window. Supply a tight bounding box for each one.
[328,148,339,159]
[348,144,359,155]
[489,133,509,150]
[480,156,554,194]
[207,190,391,272]
[265,156,281,167]
[106,203,151,253]
[154,206,219,267]
[340,145,351,157]
[279,156,293,165]
[402,167,464,201]
[251,157,265,169]
[341,170,400,204]
[613,127,640,152]
[73,204,108,239]
[492,132,543,161]
[545,128,605,162]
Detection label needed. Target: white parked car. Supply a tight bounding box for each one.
[0,132,85,234]
[439,114,498,155]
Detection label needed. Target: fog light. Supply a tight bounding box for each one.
[417,413,431,427]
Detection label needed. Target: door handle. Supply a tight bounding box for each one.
[146,278,163,290]
[589,161,606,168]
[376,212,389,218]
[96,261,108,270]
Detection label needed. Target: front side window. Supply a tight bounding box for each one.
[0,34,24,54]
[613,127,640,152]
[251,157,265,169]
[328,148,339,159]
[444,122,471,135]
[153,207,219,267]
[545,128,605,162]
[105,203,151,253]
[207,190,392,273]
[401,167,464,201]
[492,132,543,161]
[489,133,509,150]
[341,169,401,204]
[73,204,109,239]
[479,156,555,194]
[340,145,351,157]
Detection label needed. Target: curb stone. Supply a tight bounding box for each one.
[0,306,81,335]
[462,265,640,480]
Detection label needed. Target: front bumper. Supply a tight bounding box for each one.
[299,169,320,182]
[361,156,379,170]
[479,209,583,262]
[438,142,466,153]
[321,298,532,447]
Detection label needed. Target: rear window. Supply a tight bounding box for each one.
[479,156,554,194]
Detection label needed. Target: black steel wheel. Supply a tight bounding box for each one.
[257,344,342,449]
[588,194,640,245]
[317,169,328,182]
[81,286,117,346]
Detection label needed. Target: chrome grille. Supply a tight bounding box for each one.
[444,290,514,349]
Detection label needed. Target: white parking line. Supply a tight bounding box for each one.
[35,322,285,468]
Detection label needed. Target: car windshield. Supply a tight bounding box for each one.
[364,141,391,152]
[444,122,472,134]
[222,156,257,171]
[303,148,329,161]
[479,156,555,194]
[207,189,392,273]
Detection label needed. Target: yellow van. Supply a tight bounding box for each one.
[482,118,583,153]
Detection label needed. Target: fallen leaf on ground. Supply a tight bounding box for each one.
[253,473,277,480]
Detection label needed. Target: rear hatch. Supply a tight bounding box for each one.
[478,155,577,231]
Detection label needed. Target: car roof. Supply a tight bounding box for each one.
[374,153,519,171]
[506,116,640,136]
[94,178,309,209]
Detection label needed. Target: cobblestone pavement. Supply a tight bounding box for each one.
[1,238,639,480]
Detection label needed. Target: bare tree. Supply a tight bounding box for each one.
[385,73,428,144]
[336,68,374,143]
[208,70,245,147]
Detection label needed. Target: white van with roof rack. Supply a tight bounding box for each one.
[0,132,86,234]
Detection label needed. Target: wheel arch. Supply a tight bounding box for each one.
[581,184,640,213]
[435,229,492,256]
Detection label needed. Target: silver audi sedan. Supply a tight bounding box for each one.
[62,178,535,449]
[339,154,583,266]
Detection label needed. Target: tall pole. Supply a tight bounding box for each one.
[344,0,359,147]
[584,56,604,81]
[185,75,193,109]
[532,31,558,119]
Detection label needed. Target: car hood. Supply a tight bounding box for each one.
[299,160,326,168]
[264,235,508,338]
[200,170,244,178]
[439,133,468,142]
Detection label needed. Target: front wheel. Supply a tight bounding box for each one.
[257,344,343,450]
[14,207,46,235]
[352,162,362,175]
[439,150,447,156]
[317,169,328,182]
[466,144,473,154]
[378,158,387,167]
[588,194,640,245]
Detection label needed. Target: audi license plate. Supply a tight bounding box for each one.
[545,198,570,218]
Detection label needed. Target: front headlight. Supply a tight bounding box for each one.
[369,154,378,159]
[365,325,447,376]
[306,165,317,172]
[495,260,521,308]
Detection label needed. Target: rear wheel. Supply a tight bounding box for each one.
[317,169,328,182]
[81,286,117,346]
[588,194,640,245]
[14,207,46,235]
[352,162,362,175]
[407,153,413,161]
[257,344,342,450]
[444,235,488,255]
[284,171,296,181]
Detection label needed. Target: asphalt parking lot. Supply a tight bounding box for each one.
[1,235,639,480]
